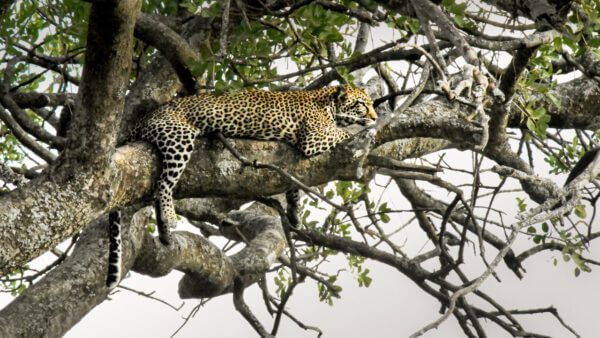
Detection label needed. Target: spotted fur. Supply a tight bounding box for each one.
[105,85,376,289]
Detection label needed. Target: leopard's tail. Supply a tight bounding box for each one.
[106,210,122,289]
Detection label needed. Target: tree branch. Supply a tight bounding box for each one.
[134,13,200,95]
[60,0,140,169]
[0,0,142,276]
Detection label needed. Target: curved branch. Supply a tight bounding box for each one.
[133,204,288,299]
[0,198,248,336]
[133,230,237,298]
[134,13,200,95]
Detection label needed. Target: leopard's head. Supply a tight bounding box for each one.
[330,85,378,127]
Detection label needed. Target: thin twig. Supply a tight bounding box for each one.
[233,279,273,338]
[118,285,185,311]
[171,299,210,338]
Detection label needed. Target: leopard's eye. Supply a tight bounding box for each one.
[354,101,367,113]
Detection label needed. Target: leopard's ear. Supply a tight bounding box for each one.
[331,86,348,103]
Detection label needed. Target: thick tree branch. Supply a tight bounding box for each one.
[1,61,596,277]
[134,13,200,95]
[0,210,149,338]
[133,230,237,298]
[0,0,142,276]
[60,0,140,169]
[512,77,600,131]
[0,96,482,276]
[0,198,268,336]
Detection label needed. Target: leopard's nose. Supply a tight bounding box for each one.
[367,107,378,120]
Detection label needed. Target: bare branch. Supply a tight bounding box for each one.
[134,13,200,95]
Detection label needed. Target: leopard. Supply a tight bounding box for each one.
[105,85,378,289]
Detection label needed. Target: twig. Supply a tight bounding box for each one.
[270,278,299,336]
[118,285,185,311]
[255,196,299,282]
[233,279,274,338]
[492,306,580,338]
[410,186,587,337]
[171,299,210,338]
[1,234,78,283]
[266,293,323,337]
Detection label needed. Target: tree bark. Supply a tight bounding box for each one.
[0,201,286,337]
[0,0,142,277]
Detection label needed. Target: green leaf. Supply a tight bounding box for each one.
[589,38,600,48]
[358,268,372,287]
[516,197,527,212]
[572,253,592,272]
[15,284,27,296]
[574,204,586,219]
[541,222,549,233]
[335,181,354,202]
[325,189,335,199]
[545,92,561,108]
[146,223,156,234]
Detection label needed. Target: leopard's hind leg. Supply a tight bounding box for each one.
[144,119,200,245]
[285,189,301,228]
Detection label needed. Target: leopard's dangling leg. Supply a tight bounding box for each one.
[152,123,200,245]
[285,189,301,228]
[106,211,122,289]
